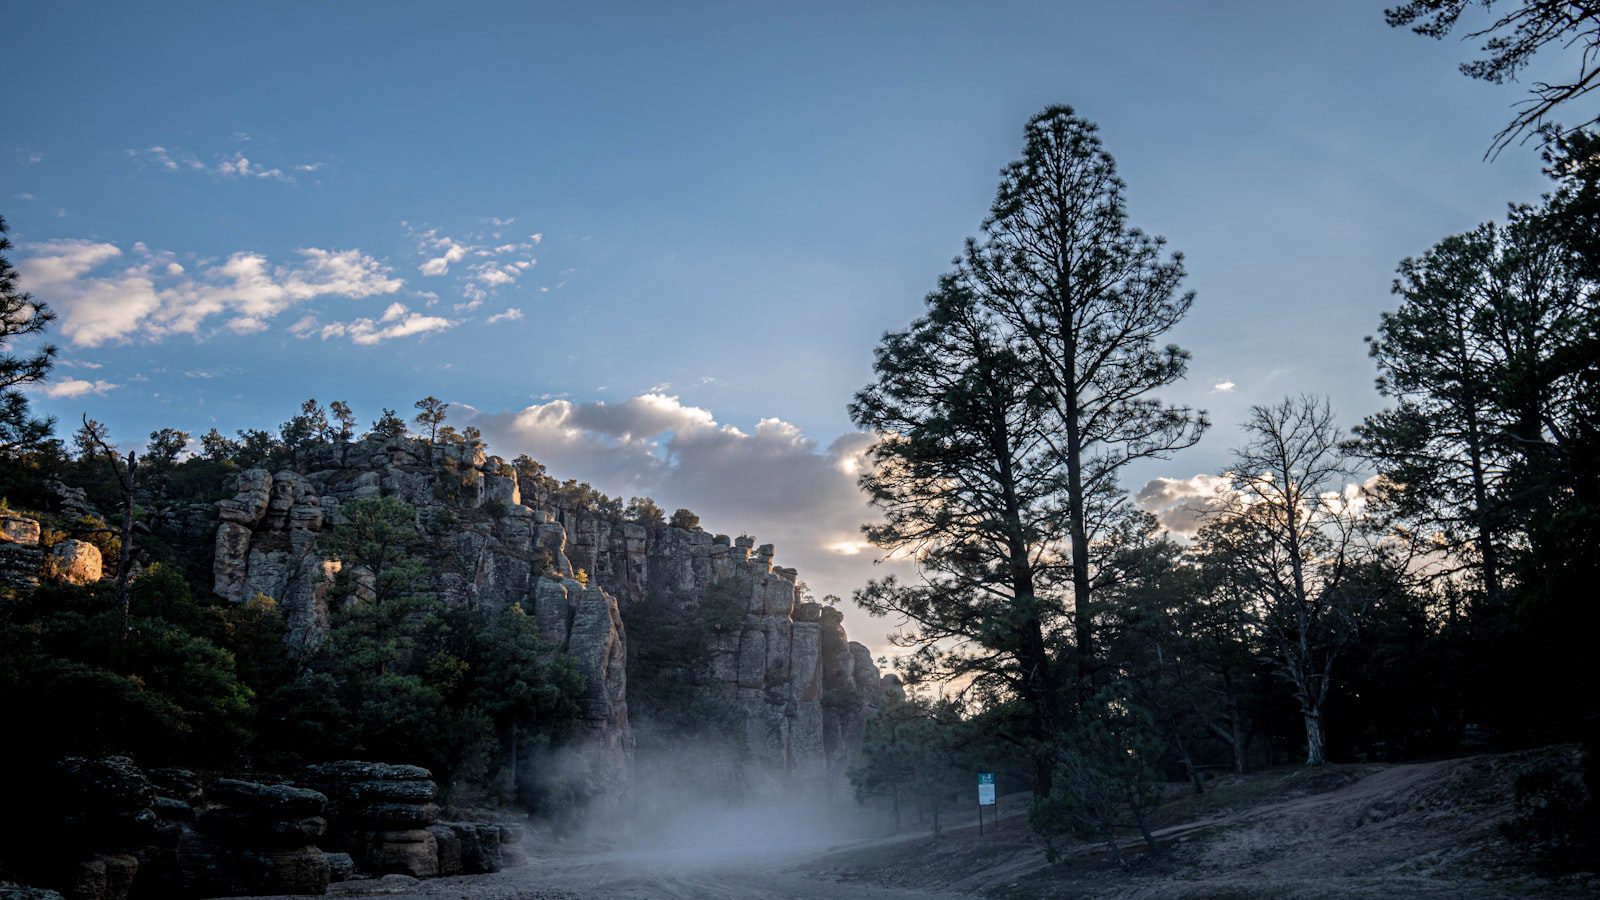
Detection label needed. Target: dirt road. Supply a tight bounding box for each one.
[320,840,971,899]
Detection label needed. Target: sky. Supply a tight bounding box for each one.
[4,1,1565,654]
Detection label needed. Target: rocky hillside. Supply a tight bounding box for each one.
[195,432,898,800]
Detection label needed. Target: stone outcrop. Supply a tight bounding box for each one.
[0,513,45,590]
[13,757,517,898]
[300,761,442,879]
[206,433,893,798]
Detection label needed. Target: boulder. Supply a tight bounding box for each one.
[48,539,102,585]
[206,779,327,816]
[53,757,157,849]
[362,829,437,879]
[0,541,43,589]
[425,824,461,876]
[0,887,67,900]
[324,851,355,883]
[0,513,41,545]
[301,761,432,785]
[68,853,138,900]
[445,823,501,874]
[344,779,436,804]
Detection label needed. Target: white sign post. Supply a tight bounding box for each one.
[977,772,996,834]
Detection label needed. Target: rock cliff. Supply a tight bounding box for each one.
[206,434,896,799]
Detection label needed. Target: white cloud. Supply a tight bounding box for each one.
[318,303,456,345]
[1212,381,1236,393]
[472,262,520,287]
[411,226,539,302]
[486,307,523,324]
[17,240,404,347]
[216,152,289,181]
[40,378,118,399]
[132,144,312,182]
[15,192,35,201]
[420,236,469,276]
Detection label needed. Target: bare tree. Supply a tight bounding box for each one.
[1195,397,1401,765]
[80,415,138,638]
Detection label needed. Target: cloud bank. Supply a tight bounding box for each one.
[459,393,901,601]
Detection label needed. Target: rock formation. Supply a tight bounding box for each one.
[203,433,895,798]
[9,757,516,899]
[0,514,107,591]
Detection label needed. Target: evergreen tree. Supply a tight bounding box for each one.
[413,396,448,457]
[0,215,57,459]
[852,278,1068,792]
[960,106,1207,687]
[1359,224,1513,603]
[372,407,408,440]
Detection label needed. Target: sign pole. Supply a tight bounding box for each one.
[977,771,995,836]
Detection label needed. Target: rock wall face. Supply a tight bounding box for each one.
[208,434,894,798]
[543,505,903,794]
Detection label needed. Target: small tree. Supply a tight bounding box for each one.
[1031,682,1164,866]
[329,400,357,464]
[668,508,700,531]
[200,427,238,462]
[281,398,329,468]
[625,496,665,527]
[143,427,189,489]
[413,396,448,458]
[851,694,968,834]
[371,408,408,440]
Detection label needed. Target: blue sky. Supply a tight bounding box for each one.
[4,1,1563,643]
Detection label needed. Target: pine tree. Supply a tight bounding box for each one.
[852,278,1067,792]
[960,106,1207,689]
[0,215,57,458]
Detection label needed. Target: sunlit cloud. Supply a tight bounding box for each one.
[39,378,119,399]
[17,239,404,347]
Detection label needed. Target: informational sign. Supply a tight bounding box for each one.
[978,772,996,806]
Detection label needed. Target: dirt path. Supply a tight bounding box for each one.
[316,842,973,899]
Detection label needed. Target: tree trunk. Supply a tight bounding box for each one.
[115,470,134,632]
[1304,708,1327,766]
[1127,789,1159,856]
[1230,704,1247,774]
[1173,732,1203,795]
[1101,826,1128,869]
